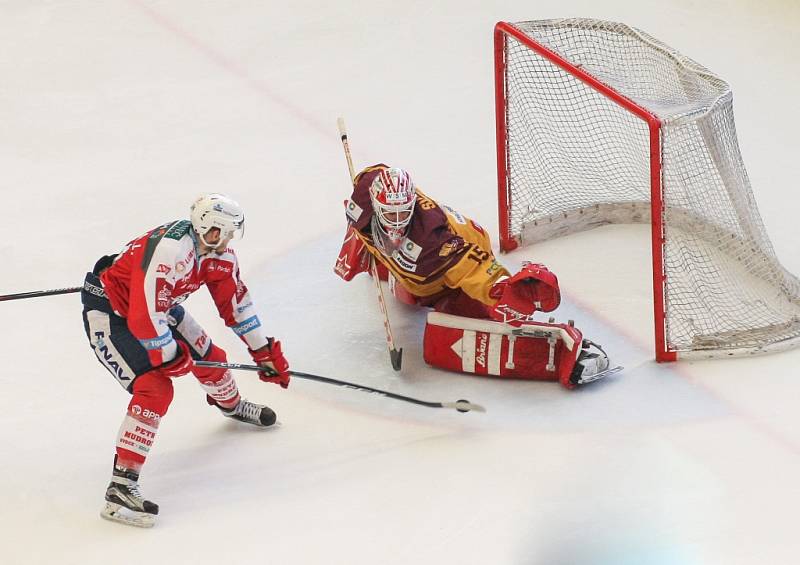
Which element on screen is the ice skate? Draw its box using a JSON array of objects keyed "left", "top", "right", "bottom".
[
  {"left": 570, "top": 340, "right": 622, "bottom": 386},
  {"left": 100, "top": 466, "right": 158, "bottom": 528},
  {"left": 210, "top": 396, "right": 277, "bottom": 427}
]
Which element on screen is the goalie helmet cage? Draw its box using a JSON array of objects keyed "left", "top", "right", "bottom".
[{"left": 494, "top": 19, "right": 800, "bottom": 361}]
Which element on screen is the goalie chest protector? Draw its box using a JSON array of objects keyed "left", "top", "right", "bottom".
[{"left": 423, "top": 312, "right": 583, "bottom": 388}]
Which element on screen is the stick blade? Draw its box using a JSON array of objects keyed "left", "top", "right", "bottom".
[
  {"left": 390, "top": 348, "right": 403, "bottom": 371},
  {"left": 337, "top": 117, "right": 347, "bottom": 137}
]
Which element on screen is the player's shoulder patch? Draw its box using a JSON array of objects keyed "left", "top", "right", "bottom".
[
  {"left": 398, "top": 237, "right": 422, "bottom": 261},
  {"left": 164, "top": 220, "right": 192, "bottom": 241},
  {"left": 345, "top": 199, "right": 363, "bottom": 222},
  {"left": 441, "top": 204, "right": 467, "bottom": 225},
  {"left": 439, "top": 240, "right": 460, "bottom": 257}
]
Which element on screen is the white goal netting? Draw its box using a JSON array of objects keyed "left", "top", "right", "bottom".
[{"left": 499, "top": 18, "right": 800, "bottom": 357}]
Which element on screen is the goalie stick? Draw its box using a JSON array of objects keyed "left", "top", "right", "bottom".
[
  {"left": 337, "top": 117, "right": 403, "bottom": 371},
  {"left": 194, "top": 360, "right": 485, "bottom": 413}
]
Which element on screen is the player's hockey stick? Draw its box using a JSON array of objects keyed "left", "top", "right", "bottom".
[
  {"left": 194, "top": 360, "right": 484, "bottom": 413},
  {"left": 337, "top": 117, "right": 403, "bottom": 371},
  {"left": 0, "top": 286, "right": 81, "bottom": 302}
]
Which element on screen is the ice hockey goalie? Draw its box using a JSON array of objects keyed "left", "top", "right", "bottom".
[{"left": 335, "top": 164, "right": 615, "bottom": 388}]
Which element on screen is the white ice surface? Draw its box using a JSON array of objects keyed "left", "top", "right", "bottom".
[{"left": 2, "top": 1, "right": 800, "bottom": 564}]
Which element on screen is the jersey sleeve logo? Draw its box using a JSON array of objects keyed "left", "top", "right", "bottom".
[
  {"left": 399, "top": 238, "right": 422, "bottom": 261},
  {"left": 164, "top": 220, "right": 192, "bottom": 241},
  {"left": 391, "top": 250, "right": 418, "bottom": 273},
  {"left": 232, "top": 315, "right": 261, "bottom": 336},
  {"left": 345, "top": 199, "right": 363, "bottom": 222},
  {"left": 439, "top": 241, "right": 460, "bottom": 257}
]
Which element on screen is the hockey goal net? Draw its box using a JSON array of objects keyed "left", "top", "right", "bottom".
[{"left": 494, "top": 19, "right": 800, "bottom": 361}]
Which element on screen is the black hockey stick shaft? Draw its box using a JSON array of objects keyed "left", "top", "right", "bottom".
[
  {"left": 0, "top": 286, "right": 81, "bottom": 302},
  {"left": 194, "top": 360, "right": 484, "bottom": 413}
]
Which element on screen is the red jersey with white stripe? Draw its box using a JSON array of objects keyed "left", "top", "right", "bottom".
[{"left": 100, "top": 219, "right": 268, "bottom": 366}]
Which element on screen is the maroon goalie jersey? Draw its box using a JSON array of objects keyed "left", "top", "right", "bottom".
[{"left": 340, "top": 164, "right": 509, "bottom": 307}]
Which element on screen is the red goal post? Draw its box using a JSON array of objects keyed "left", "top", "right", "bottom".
[{"left": 493, "top": 19, "right": 800, "bottom": 362}]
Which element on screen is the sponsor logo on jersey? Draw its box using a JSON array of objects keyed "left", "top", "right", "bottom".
[
  {"left": 164, "top": 219, "right": 192, "bottom": 241},
  {"left": 345, "top": 199, "right": 363, "bottom": 222},
  {"left": 233, "top": 315, "right": 261, "bottom": 336},
  {"left": 439, "top": 241, "right": 459, "bottom": 257},
  {"left": 236, "top": 301, "right": 253, "bottom": 314},
  {"left": 139, "top": 331, "right": 174, "bottom": 351},
  {"left": 443, "top": 204, "right": 467, "bottom": 224},
  {"left": 399, "top": 238, "right": 422, "bottom": 261},
  {"left": 392, "top": 251, "right": 418, "bottom": 272},
  {"left": 486, "top": 261, "right": 502, "bottom": 276},
  {"left": 235, "top": 280, "right": 248, "bottom": 302},
  {"left": 207, "top": 261, "right": 232, "bottom": 274},
  {"left": 175, "top": 248, "right": 195, "bottom": 275},
  {"left": 194, "top": 333, "right": 208, "bottom": 350},
  {"left": 156, "top": 280, "right": 172, "bottom": 312},
  {"left": 157, "top": 263, "right": 172, "bottom": 275}
]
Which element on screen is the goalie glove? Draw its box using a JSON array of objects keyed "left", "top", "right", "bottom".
[
  {"left": 489, "top": 262, "right": 561, "bottom": 324},
  {"left": 250, "top": 338, "right": 291, "bottom": 389},
  {"left": 334, "top": 224, "right": 371, "bottom": 281}
]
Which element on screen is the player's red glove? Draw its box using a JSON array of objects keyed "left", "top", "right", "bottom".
[
  {"left": 489, "top": 262, "right": 561, "bottom": 323},
  {"left": 250, "top": 338, "right": 290, "bottom": 389},
  {"left": 160, "top": 340, "right": 194, "bottom": 378}
]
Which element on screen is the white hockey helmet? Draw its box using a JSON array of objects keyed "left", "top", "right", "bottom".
[
  {"left": 369, "top": 167, "right": 416, "bottom": 242},
  {"left": 190, "top": 193, "right": 245, "bottom": 248}
]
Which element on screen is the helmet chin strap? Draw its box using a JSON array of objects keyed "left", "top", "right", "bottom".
[{"left": 196, "top": 229, "right": 233, "bottom": 251}]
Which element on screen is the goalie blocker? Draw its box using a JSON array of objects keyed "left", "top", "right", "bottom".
[{"left": 423, "top": 312, "right": 610, "bottom": 389}]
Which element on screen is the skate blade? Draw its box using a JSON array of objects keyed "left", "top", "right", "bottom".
[
  {"left": 578, "top": 365, "right": 623, "bottom": 385},
  {"left": 100, "top": 502, "right": 156, "bottom": 528}
]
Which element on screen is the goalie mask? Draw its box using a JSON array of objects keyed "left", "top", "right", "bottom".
[
  {"left": 368, "top": 167, "right": 416, "bottom": 245},
  {"left": 190, "top": 193, "right": 245, "bottom": 248}
]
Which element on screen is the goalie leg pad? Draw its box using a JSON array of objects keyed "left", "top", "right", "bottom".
[{"left": 423, "top": 312, "right": 583, "bottom": 387}]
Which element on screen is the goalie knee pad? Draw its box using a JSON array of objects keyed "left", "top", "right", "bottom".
[{"left": 423, "top": 312, "right": 588, "bottom": 389}]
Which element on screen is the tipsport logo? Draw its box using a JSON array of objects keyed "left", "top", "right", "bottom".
[{"left": 233, "top": 316, "right": 261, "bottom": 336}]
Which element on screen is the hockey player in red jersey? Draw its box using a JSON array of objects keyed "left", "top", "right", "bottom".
[
  {"left": 81, "top": 193, "right": 290, "bottom": 528},
  {"left": 335, "top": 164, "right": 613, "bottom": 389}
]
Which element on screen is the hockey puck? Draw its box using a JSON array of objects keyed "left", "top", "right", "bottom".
[{"left": 455, "top": 399, "right": 471, "bottom": 413}]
